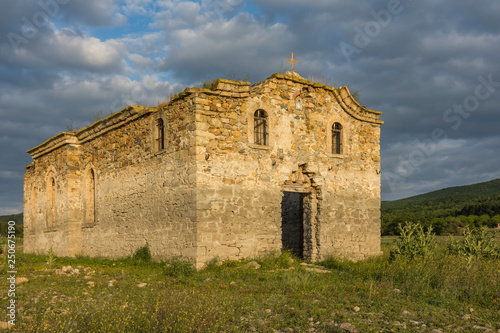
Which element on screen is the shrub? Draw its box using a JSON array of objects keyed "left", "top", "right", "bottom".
[
  {"left": 46, "top": 244, "right": 55, "bottom": 267},
  {"left": 164, "top": 256, "right": 196, "bottom": 278},
  {"left": 133, "top": 242, "right": 152, "bottom": 262},
  {"left": 448, "top": 226, "right": 499, "bottom": 264},
  {"left": 389, "top": 222, "right": 435, "bottom": 260},
  {"left": 320, "top": 255, "right": 351, "bottom": 271},
  {"left": 257, "top": 250, "right": 297, "bottom": 270},
  {"left": 202, "top": 257, "right": 220, "bottom": 270}
]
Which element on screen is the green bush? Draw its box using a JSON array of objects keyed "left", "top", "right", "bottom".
[
  {"left": 389, "top": 222, "right": 435, "bottom": 260},
  {"left": 0, "top": 221, "right": 23, "bottom": 238},
  {"left": 448, "top": 226, "right": 499, "bottom": 264},
  {"left": 202, "top": 257, "right": 220, "bottom": 270},
  {"left": 319, "top": 255, "right": 352, "bottom": 271},
  {"left": 164, "top": 256, "right": 196, "bottom": 278},
  {"left": 257, "top": 250, "right": 297, "bottom": 270},
  {"left": 47, "top": 244, "right": 56, "bottom": 267},
  {"left": 132, "top": 242, "right": 152, "bottom": 262}
]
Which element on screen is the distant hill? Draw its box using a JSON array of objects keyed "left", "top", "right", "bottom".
[
  {"left": 0, "top": 213, "right": 23, "bottom": 225},
  {"left": 381, "top": 178, "right": 500, "bottom": 235},
  {"left": 383, "top": 178, "right": 500, "bottom": 208}
]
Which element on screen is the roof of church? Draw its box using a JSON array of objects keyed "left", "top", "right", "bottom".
[{"left": 26, "top": 73, "right": 382, "bottom": 160}]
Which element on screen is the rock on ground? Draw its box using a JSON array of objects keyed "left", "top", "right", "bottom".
[
  {"left": 340, "top": 322, "right": 359, "bottom": 332},
  {"left": 240, "top": 261, "right": 261, "bottom": 269}
]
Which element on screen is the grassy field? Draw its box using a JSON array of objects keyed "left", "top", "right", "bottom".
[{"left": 1, "top": 234, "right": 499, "bottom": 332}]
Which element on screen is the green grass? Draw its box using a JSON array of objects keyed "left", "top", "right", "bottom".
[{"left": 1, "top": 238, "right": 499, "bottom": 332}]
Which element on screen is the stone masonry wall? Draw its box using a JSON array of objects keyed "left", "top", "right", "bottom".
[
  {"left": 192, "top": 74, "right": 382, "bottom": 264},
  {"left": 24, "top": 73, "right": 382, "bottom": 266},
  {"left": 24, "top": 101, "right": 199, "bottom": 259}
]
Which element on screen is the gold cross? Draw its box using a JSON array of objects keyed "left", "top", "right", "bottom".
[{"left": 286, "top": 52, "right": 299, "bottom": 75}]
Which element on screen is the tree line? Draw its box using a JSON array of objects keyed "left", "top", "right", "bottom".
[{"left": 382, "top": 193, "right": 500, "bottom": 235}]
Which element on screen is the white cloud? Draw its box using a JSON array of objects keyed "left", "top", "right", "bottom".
[
  {"left": 40, "top": 29, "right": 128, "bottom": 71},
  {"left": 0, "top": 208, "right": 22, "bottom": 215},
  {"left": 0, "top": 170, "right": 24, "bottom": 180},
  {"left": 121, "top": 0, "right": 154, "bottom": 16},
  {"left": 128, "top": 53, "right": 156, "bottom": 70},
  {"left": 150, "top": 1, "right": 205, "bottom": 31},
  {"left": 0, "top": 28, "right": 128, "bottom": 74}
]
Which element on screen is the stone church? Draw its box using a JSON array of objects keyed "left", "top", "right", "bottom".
[{"left": 23, "top": 72, "right": 383, "bottom": 267}]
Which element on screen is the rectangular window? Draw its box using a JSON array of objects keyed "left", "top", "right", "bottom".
[{"left": 156, "top": 119, "right": 165, "bottom": 151}]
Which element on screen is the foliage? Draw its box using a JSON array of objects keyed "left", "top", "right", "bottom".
[
  {"left": 46, "top": 244, "right": 55, "bottom": 267},
  {"left": 163, "top": 256, "right": 197, "bottom": 278},
  {"left": 196, "top": 71, "right": 251, "bottom": 90},
  {"left": 65, "top": 119, "right": 82, "bottom": 132},
  {"left": 0, "top": 212, "right": 23, "bottom": 225},
  {"left": 256, "top": 250, "right": 297, "bottom": 270},
  {"left": 382, "top": 178, "right": 500, "bottom": 235},
  {"left": 0, "top": 221, "right": 23, "bottom": 238},
  {"left": 202, "top": 257, "right": 221, "bottom": 270},
  {"left": 224, "top": 70, "right": 250, "bottom": 82},
  {"left": 200, "top": 78, "right": 216, "bottom": 89},
  {"left": 132, "top": 242, "right": 152, "bottom": 262},
  {"left": 350, "top": 90, "right": 360, "bottom": 102},
  {"left": 448, "top": 226, "right": 499, "bottom": 264},
  {"left": 278, "top": 61, "right": 286, "bottom": 74},
  {"left": 168, "top": 87, "right": 183, "bottom": 100},
  {"left": 389, "top": 222, "right": 435, "bottom": 260},
  {"left": 89, "top": 110, "right": 105, "bottom": 124}
]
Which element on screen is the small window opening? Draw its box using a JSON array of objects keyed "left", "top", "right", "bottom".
[
  {"left": 30, "top": 186, "right": 36, "bottom": 230},
  {"left": 47, "top": 177, "right": 56, "bottom": 228},
  {"left": 332, "top": 122, "right": 343, "bottom": 154},
  {"left": 85, "top": 169, "right": 96, "bottom": 224},
  {"left": 254, "top": 110, "right": 268, "bottom": 145},
  {"left": 156, "top": 118, "right": 165, "bottom": 151}
]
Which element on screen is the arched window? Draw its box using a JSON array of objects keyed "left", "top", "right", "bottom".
[
  {"left": 156, "top": 118, "right": 165, "bottom": 151},
  {"left": 84, "top": 168, "right": 96, "bottom": 224},
  {"left": 47, "top": 177, "right": 56, "bottom": 228},
  {"left": 254, "top": 110, "right": 268, "bottom": 145},
  {"left": 332, "top": 122, "right": 343, "bottom": 154}
]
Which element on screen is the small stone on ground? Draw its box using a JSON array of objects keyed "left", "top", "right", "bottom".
[
  {"left": 240, "top": 261, "right": 261, "bottom": 269},
  {"left": 340, "top": 322, "right": 359, "bottom": 332}
]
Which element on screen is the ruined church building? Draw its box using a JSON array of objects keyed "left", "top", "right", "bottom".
[{"left": 24, "top": 73, "right": 383, "bottom": 267}]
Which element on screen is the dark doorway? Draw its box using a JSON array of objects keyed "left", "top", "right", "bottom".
[{"left": 281, "top": 191, "right": 304, "bottom": 258}]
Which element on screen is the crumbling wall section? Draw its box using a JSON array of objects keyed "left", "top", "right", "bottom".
[
  {"left": 24, "top": 101, "right": 199, "bottom": 260},
  {"left": 23, "top": 140, "right": 83, "bottom": 257}
]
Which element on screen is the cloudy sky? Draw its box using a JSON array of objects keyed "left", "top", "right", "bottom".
[{"left": 1, "top": 0, "right": 500, "bottom": 214}]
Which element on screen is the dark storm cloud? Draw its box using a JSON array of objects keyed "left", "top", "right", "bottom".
[
  {"left": 381, "top": 135, "right": 500, "bottom": 201},
  {"left": 57, "top": 0, "right": 126, "bottom": 27},
  {"left": 158, "top": 12, "right": 293, "bottom": 83}
]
